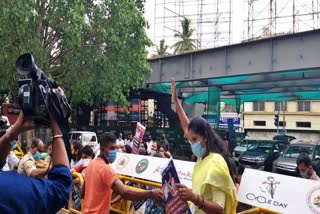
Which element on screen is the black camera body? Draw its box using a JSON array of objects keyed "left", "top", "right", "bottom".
[{"left": 16, "top": 53, "right": 71, "bottom": 126}]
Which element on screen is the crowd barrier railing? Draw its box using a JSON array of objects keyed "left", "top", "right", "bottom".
[
  {"left": 60, "top": 171, "right": 84, "bottom": 214},
  {"left": 58, "top": 172, "right": 278, "bottom": 214},
  {"left": 238, "top": 207, "right": 281, "bottom": 214},
  {"left": 13, "top": 143, "right": 24, "bottom": 159}
]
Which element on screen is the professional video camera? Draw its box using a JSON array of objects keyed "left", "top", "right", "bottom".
[
  {"left": 16, "top": 53, "right": 71, "bottom": 126},
  {"left": 16, "top": 53, "right": 72, "bottom": 160}
]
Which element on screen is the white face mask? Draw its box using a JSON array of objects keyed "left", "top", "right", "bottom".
[
  {"left": 82, "top": 158, "right": 91, "bottom": 167},
  {"left": 150, "top": 150, "right": 156, "bottom": 156}
]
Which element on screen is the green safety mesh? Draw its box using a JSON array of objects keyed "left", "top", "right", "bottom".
[
  {"left": 207, "top": 87, "right": 220, "bottom": 128},
  {"left": 150, "top": 82, "right": 185, "bottom": 94},
  {"left": 148, "top": 68, "right": 320, "bottom": 104},
  {"left": 184, "top": 91, "right": 320, "bottom": 105}
]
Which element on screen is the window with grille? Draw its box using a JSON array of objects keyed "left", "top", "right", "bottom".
[
  {"left": 279, "top": 121, "right": 286, "bottom": 127},
  {"left": 297, "top": 101, "right": 310, "bottom": 112},
  {"left": 225, "top": 104, "right": 236, "bottom": 112},
  {"left": 275, "top": 102, "right": 287, "bottom": 111},
  {"left": 253, "top": 101, "right": 265, "bottom": 111}
]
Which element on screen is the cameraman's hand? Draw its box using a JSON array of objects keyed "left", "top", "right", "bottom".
[{"left": 12, "top": 111, "right": 38, "bottom": 136}]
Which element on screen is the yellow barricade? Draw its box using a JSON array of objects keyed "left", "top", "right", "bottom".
[
  {"left": 61, "top": 171, "right": 84, "bottom": 214},
  {"left": 118, "top": 175, "right": 162, "bottom": 188},
  {"left": 13, "top": 143, "right": 24, "bottom": 159},
  {"left": 58, "top": 172, "right": 278, "bottom": 214},
  {"left": 238, "top": 207, "right": 281, "bottom": 214},
  {"left": 110, "top": 174, "right": 162, "bottom": 214}
]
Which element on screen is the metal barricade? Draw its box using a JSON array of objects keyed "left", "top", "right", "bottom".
[
  {"left": 13, "top": 143, "right": 24, "bottom": 159},
  {"left": 60, "top": 171, "right": 84, "bottom": 214},
  {"left": 110, "top": 175, "right": 162, "bottom": 214},
  {"left": 238, "top": 207, "right": 281, "bottom": 214},
  {"left": 58, "top": 172, "right": 280, "bottom": 214}
]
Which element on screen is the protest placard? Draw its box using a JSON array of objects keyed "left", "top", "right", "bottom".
[{"left": 162, "top": 160, "right": 191, "bottom": 214}]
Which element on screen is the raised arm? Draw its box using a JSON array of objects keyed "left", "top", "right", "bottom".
[
  {"left": 0, "top": 112, "right": 36, "bottom": 164},
  {"left": 171, "top": 79, "right": 190, "bottom": 139}
]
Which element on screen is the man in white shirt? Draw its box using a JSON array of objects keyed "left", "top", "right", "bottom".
[
  {"left": 116, "top": 133, "right": 124, "bottom": 152},
  {"left": 2, "top": 144, "right": 20, "bottom": 171},
  {"left": 124, "top": 134, "right": 133, "bottom": 148},
  {"left": 146, "top": 134, "right": 153, "bottom": 155},
  {"left": 297, "top": 153, "right": 320, "bottom": 181}
]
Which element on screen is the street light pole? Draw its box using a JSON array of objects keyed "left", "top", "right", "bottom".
[{"left": 283, "top": 101, "right": 286, "bottom": 134}]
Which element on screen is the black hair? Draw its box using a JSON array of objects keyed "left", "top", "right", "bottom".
[
  {"left": 300, "top": 147, "right": 310, "bottom": 155},
  {"left": 0, "top": 130, "right": 5, "bottom": 138},
  {"left": 100, "top": 132, "right": 117, "bottom": 147},
  {"left": 72, "top": 141, "right": 83, "bottom": 151},
  {"left": 155, "top": 142, "right": 160, "bottom": 151},
  {"left": 82, "top": 145, "right": 94, "bottom": 159},
  {"left": 297, "top": 153, "right": 311, "bottom": 167},
  {"left": 188, "top": 116, "right": 235, "bottom": 182},
  {"left": 238, "top": 165, "right": 245, "bottom": 176},
  {"left": 31, "top": 138, "right": 42, "bottom": 148},
  {"left": 124, "top": 144, "right": 132, "bottom": 154},
  {"left": 72, "top": 141, "right": 83, "bottom": 162},
  {"left": 140, "top": 141, "right": 148, "bottom": 155}
]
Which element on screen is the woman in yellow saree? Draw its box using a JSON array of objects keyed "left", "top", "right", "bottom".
[{"left": 171, "top": 79, "right": 237, "bottom": 214}]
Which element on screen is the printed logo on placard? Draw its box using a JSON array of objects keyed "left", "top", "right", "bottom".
[
  {"left": 307, "top": 185, "right": 320, "bottom": 214},
  {"left": 116, "top": 155, "right": 129, "bottom": 170},
  {"left": 136, "top": 158, "right": 149, "bottom": 174},
  {"left": 245, "top": 176, "right": 288, "bottom": 209},
  {"left": 260, "top": 176, "right": 280, "bottom": 199}
]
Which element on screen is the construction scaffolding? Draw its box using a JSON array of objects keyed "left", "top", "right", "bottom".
[
  {"left": 153, "top": 0, "right": 233, "bottom": 53},
  {"left": 151, "top": 0, "right": 320, "bottom": 55},
  {"left": 244, "top": 0, "right": 320, "bottom": 41}
]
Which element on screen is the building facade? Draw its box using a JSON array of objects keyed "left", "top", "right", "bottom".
[{"left": 243, "top": 101, "right": 320, "bottom": 143}]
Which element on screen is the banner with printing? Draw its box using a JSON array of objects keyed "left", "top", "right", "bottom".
[
  {"left": 111, "top": 153, "right": 194, "bottom": 188},
  {"left": 237, "top": 168, "right": 320, "bottom": 214}
]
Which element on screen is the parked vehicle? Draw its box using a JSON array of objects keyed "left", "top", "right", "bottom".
[
  {"left": 239, "top": 140, "right": 289, "bottom": 171},
  {"left": 273, "top": 135, "right": 296, "bottom": 143},
  {"left": 233, "top": 138, "right": 270, "bottom": 164},
  {"left": 69, "top": 131, "right": 98, "bottom": 148},
  {"left": 272, "top": 143, "right": 320, "bottom": 176}
]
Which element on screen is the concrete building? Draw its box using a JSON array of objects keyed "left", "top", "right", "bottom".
[{"left": 243, "top": 101, "right": 320, "bottom": 143}]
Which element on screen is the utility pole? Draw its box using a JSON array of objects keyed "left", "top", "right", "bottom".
[
  {"left": 283, "top": 101, "right": 286, "bottom": 134},
  {"left": 293, "top": 0, "right": 296, "bottom": 33}
]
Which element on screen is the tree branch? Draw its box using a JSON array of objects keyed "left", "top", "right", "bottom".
[{"left": 49, "top": 43, "right": 107, "bottom": 64}]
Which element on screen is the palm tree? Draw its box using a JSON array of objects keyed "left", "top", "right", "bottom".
[
  {"left": 172, "top": 18, "right": 197, "bottom": 54},
  {"left": 156, "top": 39, "right": 170, "bottom": 56}
]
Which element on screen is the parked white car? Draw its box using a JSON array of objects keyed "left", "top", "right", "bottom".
[{"left": 69, "top": 131, "right": 98, "bottom": 149}]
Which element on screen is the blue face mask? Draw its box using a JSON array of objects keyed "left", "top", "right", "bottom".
[
  {"left": 191, "top": 140, "right": 206, "bottom": 159},
  {"left": 107, "top": 150, "right": 117, "bottom": 163},
  {"left": 34, "top": 151, "right": 42, "bottom": 161},
  {"left": 11, "top": 143, "right": 17, "bottom": 151}
]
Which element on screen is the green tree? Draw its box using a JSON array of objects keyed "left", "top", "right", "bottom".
[
  {"left": 0, "top": 0, "right": 151, "bottom": 112},
  {"left": 155, "top": 39, "right": 170, "bottom": 57},
  {"left": 172, "top": 18, "right": 197, "bottom": 54}
]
